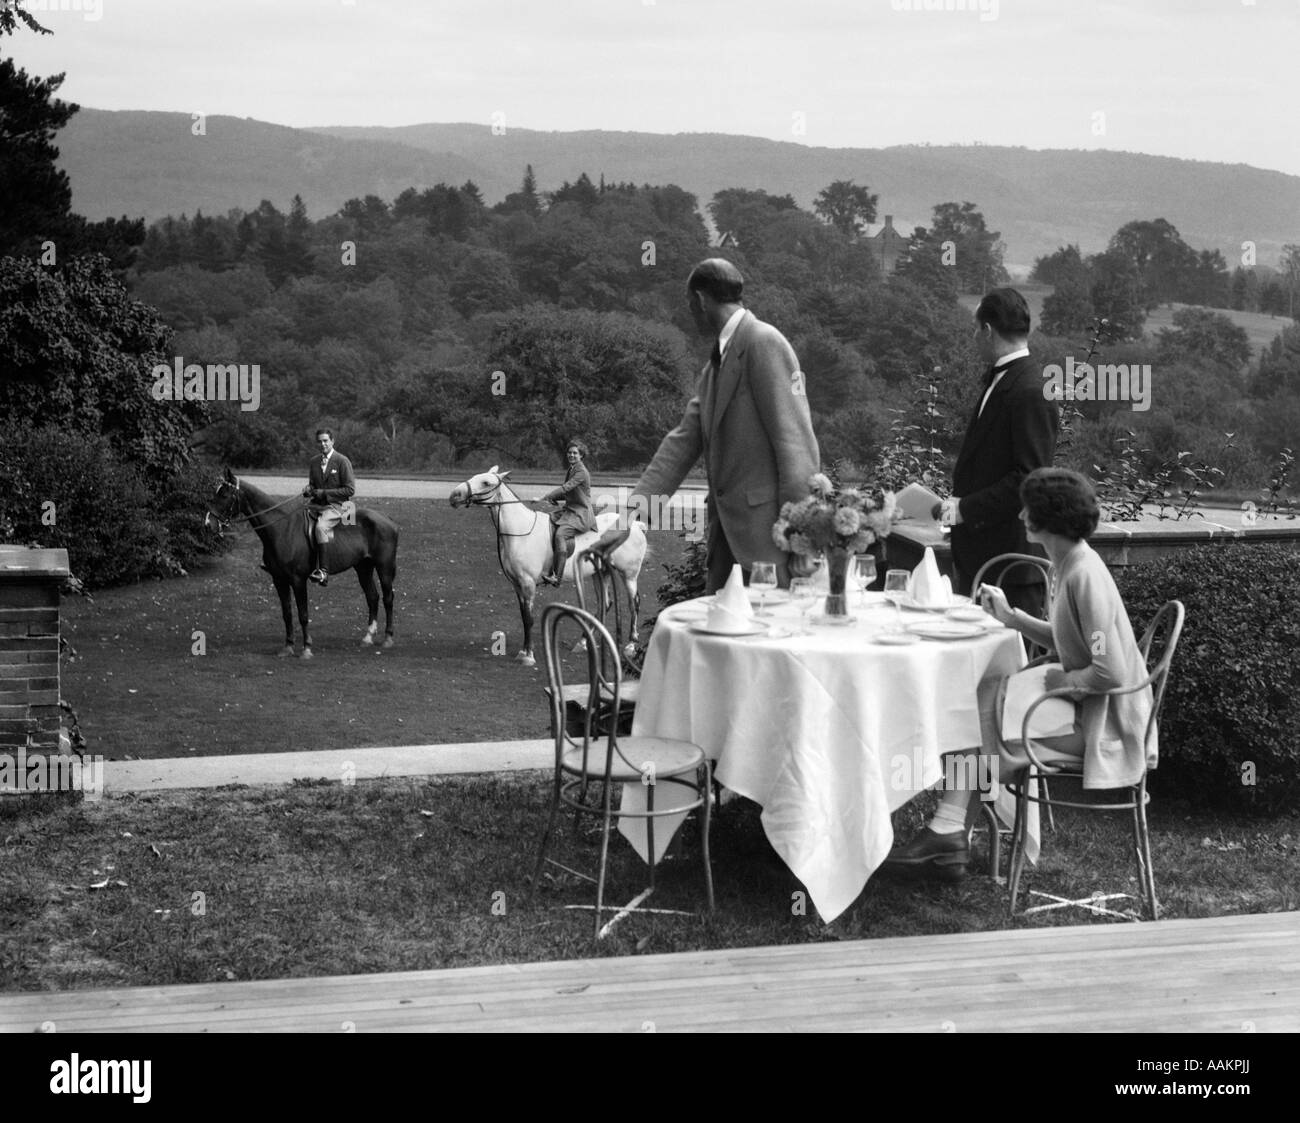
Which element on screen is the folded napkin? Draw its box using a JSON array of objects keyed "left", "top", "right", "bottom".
[
  {"left": 1001, "top": 664, "right": 1077, "bottom": 741},
  {"left": 706, "top": 564, "right": 755, "bottom": 632},
  {"left": 909, "top": 546, "right": 952, "bottom": 607}
]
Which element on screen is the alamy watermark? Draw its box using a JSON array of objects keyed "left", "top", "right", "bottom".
[
  {"left": 890, "top": 0, "right": 999, "bottom": 22},
  {"left": 0, "top": 748, "right": 104, "bottom": 801},
  {"left": 1042, "top": 358, "right": 1152, "bottom": 412},
  {"left": 151, "top": 358, "right": 261, "bottom": 411},
  {"left": 613, "top": 487, "right": 705, "bottom": 540},
  {"left": 5, "top": 0, "right": 103, "bottom": 22}
]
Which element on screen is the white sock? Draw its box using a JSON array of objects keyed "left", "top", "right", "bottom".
[{"left": 928, "top": 801, "right": 968, "bottom": 836}]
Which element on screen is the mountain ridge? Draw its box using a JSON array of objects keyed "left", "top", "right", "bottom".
[{"left": 56, "top": 110, "right": 1300, "bottom": 269}]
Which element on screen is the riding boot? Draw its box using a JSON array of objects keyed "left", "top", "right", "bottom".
[{"left": 310, "top": 540, "right": 329, "bottom": 586}]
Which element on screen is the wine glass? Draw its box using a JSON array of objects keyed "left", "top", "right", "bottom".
[
  {"left": 883, "top": 568, "right": 910, "bottom": 630},
  {"left": 788, "top": 577, "right": 815, "bottom": 633},
  {"left": 749, "top": 562, "right": 778, "bottom": 616},
  {"left": 852, "top": 555, "right": 877, "bottom": 606}
]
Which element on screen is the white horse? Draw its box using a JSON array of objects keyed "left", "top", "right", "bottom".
[{"left": 449, "top": 466, "right": 648, "bottom": 667}]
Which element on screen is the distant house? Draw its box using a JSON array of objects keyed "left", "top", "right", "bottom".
[{"left": 867, "top": 215, "right": 908, "bottom": 274}]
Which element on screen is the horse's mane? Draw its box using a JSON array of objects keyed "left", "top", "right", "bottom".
[{"left": 235, "top": 475, "right": 304, "bottom": 520}]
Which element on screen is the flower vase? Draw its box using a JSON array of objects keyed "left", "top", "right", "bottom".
[{"left": 823, "top": 547, "right": 852, "bottom": 620}]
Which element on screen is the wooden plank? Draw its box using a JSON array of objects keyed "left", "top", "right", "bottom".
[{"left": 1, "top": 912, "right": 1295, "bottom": 1033}]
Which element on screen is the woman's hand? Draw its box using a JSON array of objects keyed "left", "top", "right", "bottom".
[
  {"left": 1044, "top": 667, "right": 1085, "bottom": 697},
  {"left": 978, "top": 584, "right": 1015, "bottom": 626}
]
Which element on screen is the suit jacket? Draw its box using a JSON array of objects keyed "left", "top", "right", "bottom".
[
  {"left": 307, "top": 451, "right": 356, "bottom": 509},
  {"left": 632, "top": 310, "right": 820, "bottom": 570},
  {"left": 950, "top": 354, "right": 1058, "bottom": 593},
  {"left": 544, "top": 465, "right": 597, "bottom": 532}
]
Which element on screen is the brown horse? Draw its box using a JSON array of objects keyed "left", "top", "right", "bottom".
[{"left": 207, "top": 469, "right": 398, "bottom": 658}]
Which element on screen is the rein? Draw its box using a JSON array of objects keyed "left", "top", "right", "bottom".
[{"left": 209, "top": 485, "right": 302, "bottom": 532}]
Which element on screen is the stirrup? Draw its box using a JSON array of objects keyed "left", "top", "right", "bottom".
[{"left": 309, "top": 568, "right": 328, "bottom": 586}]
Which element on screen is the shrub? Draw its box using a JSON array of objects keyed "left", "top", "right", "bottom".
[
  {"left": 0, "top": 423, "right": 226, "bottom": 588},
  {"left": 1115, "top": 543, "right": 1300, "bottom": 813}
]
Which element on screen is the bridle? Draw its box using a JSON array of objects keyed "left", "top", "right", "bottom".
[
  {"left": 205, "top": 478, "right": 301, "bottom": 534},
  {"left": 456, "top": 472, "right": 548, "bottom": 578}
]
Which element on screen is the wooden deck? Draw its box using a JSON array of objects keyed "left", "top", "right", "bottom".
[{"left": 3, "top": 912, "right": 1295, "bottom": 1033}]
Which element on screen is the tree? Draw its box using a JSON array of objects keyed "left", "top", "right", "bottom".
[
  {"left": 813, "top": 180, "right": 878, "bottom": 239},
  {"left": 708, "top": 188, "right": 799, "bottom": 256},
  {"left": 1031, "top": 244, "right": 1087, "bottom": 287},
  {"left": 0, "top": 59, "right": 77, "bottom": 259},
  {"left": 1040, "top": 276, "right": 1096, "bottom": 338},
  {"left": 1088, "top": 249, "right": 1146, "bottom": 339},
  {"left": 0, "top": 254, "right": 205, "bottom": 478},
  {"left": 1107, "top": 218, "right": 1198, "bottom": 307},
  {"left": 926, "top": 202, "right": 1007, "bottom": 293},
  {"left": 893, "top": 225, "right": 959, "bottom": 304},
  {"left": 1282, "top": 244, "right": 1300, "bottom": 320},
  {"left": 1156, "top": 307, "right": 1251, "bottom": 373},
  {"left": 496, "top": 165, "right": 542, "bottom": 218}
]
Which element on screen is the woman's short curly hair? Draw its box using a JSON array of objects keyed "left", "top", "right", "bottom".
[
  {"left": 1020, "top": 468, "right": 1100, "bottom": 541},
  {"left": 566, "top": 438, "right": 589, "bottom": 459}
]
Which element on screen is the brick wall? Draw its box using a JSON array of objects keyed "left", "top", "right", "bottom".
[{"left": 0, "top": 548, "right": 68, "bottom": 753}]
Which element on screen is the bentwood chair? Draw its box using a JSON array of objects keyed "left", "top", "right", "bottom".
[
  {"left": 531, "top": 603, "right": 714, "bottom": 939},
  {"left": 543, "top": 554, "right": 640, "bottom": 739},
  {"left": 971, "top": 552, "right": 1055, "bottom": 873},
  {"left": 999, "top": 600, "right": 1184, "bottom": 920}
]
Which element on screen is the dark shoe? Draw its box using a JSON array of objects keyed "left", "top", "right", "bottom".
[
  {"left": 881, "top": 827, "right": 969, "bottom": 880},
  {"left": 309, "top": 568, "right": 328, "bottom": 586}
]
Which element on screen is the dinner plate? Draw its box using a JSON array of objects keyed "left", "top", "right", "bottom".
[
  {"left": 905, "top": 621, "right": 986, "bottom": 641},
  {"left": 670, "top": 610, "right": 708, "bottom": 624},
  {"left": 947, "top": 606, "right": 995, "bottom": 624},
  {"left": 869, "top": 631, "right": 921, "bottom": 645},
  {"left": 690, "top": 621, "right": 769, "bottom": 637},
  {"left": 892, "top": 594, "right": 973, "bottom": 613}
]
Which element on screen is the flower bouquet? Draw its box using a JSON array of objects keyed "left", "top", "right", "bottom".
[{"left": 772, "top": 473, "right": 895, "bottom": 619}]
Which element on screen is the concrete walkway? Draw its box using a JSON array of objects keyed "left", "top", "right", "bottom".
[{"left": 101, "top": 740, "right": 554, "bottom": 794}]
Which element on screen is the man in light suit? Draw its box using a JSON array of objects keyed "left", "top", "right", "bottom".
[
  {"left": 939, "top": 287, "right": 1058, "bottom": 619},
  {"left": 628, "top": 258, "right": 820, "bottom": 593},
  {"left": 301, "top": 428, "right": 356, "bottom": 587}
]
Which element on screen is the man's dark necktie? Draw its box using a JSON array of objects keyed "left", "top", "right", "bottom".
[{"left": 706, "top": 339, "right": 723, "bottom": 419}]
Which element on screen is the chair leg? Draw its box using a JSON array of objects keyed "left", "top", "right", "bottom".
[
  {"left": 700, "top": 761, "right": 715, "bottom": 911},
  {"left": 646, "top": 779, "right": 657, "bottom": 893},
  {"left": 980, "top": 802, "right": 1001, "bottom": 880},
  {"left": 531, "top": 770, "right": 563, "bottom": 901},
  {"left": 594, "top": 779, "right": 616, "bottom": 939},
  {"left": 1040, "top": 776, "right": 1057, "bottom": 832},
  {"left": 1007, "top": 783, "right": 1029, "bottom": 915},
  {"left": 1134, "top": 794, "right": 1159, "bottom": 920}
]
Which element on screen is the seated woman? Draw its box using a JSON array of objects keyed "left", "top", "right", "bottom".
[
  {"left": 883, "top": 467, "right": 1156, "bottom": 878},
  {"left": 540, "top": 438, "right": 597, "bottom": 586}
]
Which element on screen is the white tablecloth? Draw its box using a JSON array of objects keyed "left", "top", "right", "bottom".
[{"left": 622, "top": 594, "right": 1026, "bottom": 921}]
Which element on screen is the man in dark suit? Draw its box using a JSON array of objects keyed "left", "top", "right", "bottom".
[
  {"left": 627, "top": 258, "right": 820, "bottom": 593},
  {"left": 940, "top": 287, "right": 1058, "bottom": 618},
  {"left": 301, "top": 428, "right": 356, "bottom": 586}
]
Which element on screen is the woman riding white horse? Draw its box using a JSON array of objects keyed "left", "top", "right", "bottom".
[
  {"left": 449, "top": 465, "right": 647, "bottom": 667},
  {"left": 540, "top": 439, "right": 597, "bottom": 587}
]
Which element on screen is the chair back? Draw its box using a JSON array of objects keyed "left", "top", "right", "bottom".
[
  {"left": 541, "top": 602, "right": 635, "bottom": 777},
  {"left": 971, "top": 552, "right": 1052, "bottom": 611},
  {"left": 1136, "top": 600, "right": 1185, "bottom": 755}
]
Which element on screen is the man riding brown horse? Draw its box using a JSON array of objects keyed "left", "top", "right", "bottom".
[{"left": 303, "top": 428, "right": 356, "bottom": 586}]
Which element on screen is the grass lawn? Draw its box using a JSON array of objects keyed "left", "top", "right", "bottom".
[
  {"left": 61, "top": 498, "right": 690, "bottom": 760},
  {"left": 2, "top": 776, "right": 1296, "bottom": 991}
]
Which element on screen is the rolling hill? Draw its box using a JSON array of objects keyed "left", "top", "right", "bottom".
[{"left": 55, "top": 110, "right": 1300, "bottom": 270}]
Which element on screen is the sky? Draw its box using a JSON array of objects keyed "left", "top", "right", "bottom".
[{"left": 5, "top": 0, "right": 1300, "bottom": 177}]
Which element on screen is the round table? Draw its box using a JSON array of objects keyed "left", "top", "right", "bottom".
[{"left": 622, "top": 591, "right": 1026, "bottom": 921}]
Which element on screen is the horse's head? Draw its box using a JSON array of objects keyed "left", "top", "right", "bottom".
[
  {"left": 204, "top": 468, "right": 244, "bottom": 533},
  {"left": 449, "top": 466, "right": 510, "bottom": 508}
]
